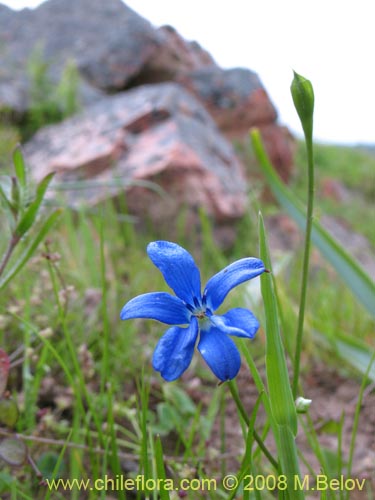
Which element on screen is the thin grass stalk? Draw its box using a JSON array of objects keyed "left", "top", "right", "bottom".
[
  {"left": 99, "top": 207, "right": 110, "bottom": 394},
  {"left": 107, "top": 386, "right": 126, "bottom": 500},
  {"left": 289, "top": 72, "right": 315, "bottom": 398}
]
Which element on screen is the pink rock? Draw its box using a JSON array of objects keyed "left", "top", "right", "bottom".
[
  {"left": 24, "top": 83, "right": 248, "bottom": 223},
  {"left": 176, "top": 67, "right": 294, "bottom": 181}
]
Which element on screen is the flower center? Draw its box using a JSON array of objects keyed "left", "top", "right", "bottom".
[
  {"left": 186, "top": 296, "right": 212, "bottom": 321},
  {"left": 195, "top": 310, "right": 206, "bottom": 319}
]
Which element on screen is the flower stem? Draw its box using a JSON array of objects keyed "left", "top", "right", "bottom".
[
  {"left": 292, "top": 132, "right": 314, "bottom": 398},
  {"left": 228, "top": 380, "right": 279, "bottom": 470}
]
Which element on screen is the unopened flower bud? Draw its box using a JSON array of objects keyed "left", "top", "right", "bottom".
[
  {"left": 291, "top": 71, "right": 314, "bottom": 140},
  {"left": 295, "top": 396, "right": 312, "bottom": 413}
]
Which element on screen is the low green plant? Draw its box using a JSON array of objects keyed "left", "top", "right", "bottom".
[
  {"left": 0, "top": 147, "right": 61, "bottom": 290},
  {"left": 22, "top": 44, "right": 80, "bottom": 139}
]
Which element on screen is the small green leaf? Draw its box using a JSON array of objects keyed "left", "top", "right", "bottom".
[
  {"left": 0, "top": 350, "right": 10, "bottom": 395},
  {"left": 10, "top": 177, "right": 21, "bottom": 212},
  {"left": 36, "top": 452, "right": 65, "bottom": 480},
  {"left": 0, "top": 470, "right": 14, "bottom": 494},
  {"left": 0, "top": 438, "right": 27, "bottom": 466},
  {"left": 0, "top": 183, "right": 16, "bottom": 218},
  {"left": 12, "top": 147, "right": 27, "bottom": 188},
  {"left": 0, "top": 398, "right": 19, "bottom": 427},
  {"left": 163, "top": 384, "right": 196, "bottom": 415},
  {"left": 155, "top": 403, "right": 178, "bottom": 435},
  {"left": 318, "top": 419, "right": 342, "bottom": 435},
  {"left": 15, "top": 172, "right": 55, "bottom": 238},
  {"left": 0, "top": 209, "right": 62, "bottom": 291}
]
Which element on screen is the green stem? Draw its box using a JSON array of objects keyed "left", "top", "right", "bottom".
[
  {"left": 292, "top": 134, "right": 314, "bottom": 398},
  {"left": 228, "top": 380, "right": 279, "bottom": 470},
  {"left": 0, "top": 235, "right": 19, "bottom": 277}
]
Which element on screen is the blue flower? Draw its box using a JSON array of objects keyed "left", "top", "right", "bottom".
[{"left": 120, "top": 241, "right": 266, "bottom": 382}]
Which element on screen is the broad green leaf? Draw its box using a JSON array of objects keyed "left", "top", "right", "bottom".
[
  {"left": 0, "top": 398, "right": 19, "bottom": 428},
  {"left": 259, "top": 212, "right": 297, "bottom": 436},
  {"left": 0, "top": 438, "right": 27, "bottom": 466},
  {"left": 0, "top": 350, "right": 10, "bottom": 395},
  {"left": 15, "top": 172, "right": 55, "bottom": 238},
  {"left": 251, "top": 129, "right": 375, "bottom": 317},
  {"left": 0, "top": 209, "right": 62, "bottom": 290}
]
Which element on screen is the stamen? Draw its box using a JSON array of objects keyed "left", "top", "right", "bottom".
[{"left": 185, "top": 303, "right": 195, "bottom": 313}]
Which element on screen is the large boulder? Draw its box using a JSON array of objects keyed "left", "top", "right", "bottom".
[{"left": 24, "top": 83, "right": 248, "bottom": 223}]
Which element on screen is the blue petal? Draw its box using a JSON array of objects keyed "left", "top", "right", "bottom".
[
  {"left": 152, "top": 317, "right": 199, "bottom": 381},
  {"left": 210, "top": 308, "right": 259, "bottom": 339},
  {"left": 204, "top": 258, "right": 265, "bottom": 311},
  {"left": 198, "top": 326, "right": 241, "bottom": 381},
  {"left": 147, "top": 241, "right": 202, "bottom": 308},
  {"left": 120, "top": 292, "right": 189, "bottom": 324}
]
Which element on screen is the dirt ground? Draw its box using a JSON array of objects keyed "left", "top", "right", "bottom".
[{"left": 204, "top": 362, "right": 375, "bottom": 499}]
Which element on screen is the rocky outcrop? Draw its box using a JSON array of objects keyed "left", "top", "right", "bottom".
[
  {"left": 1, "top": 0, "right": 296, "bottom": 224},
  {"left": 24, "top": 83, "right": 248, "bottom": 222}
]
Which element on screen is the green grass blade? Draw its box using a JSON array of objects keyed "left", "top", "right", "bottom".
[
  {"left": 154, "top": 436, "right": 170, "bottom": 500},
  {"left": 44, "top": 430, "right": 72, "bottom": 500},
  {"left": 251, "top": 129, "right": 375, "bottom": 317},
  {"left": 107, "top": 388, "right": 126, "bottom": 500},
  {"left": 259, "top": 212, "right": 297, "bottom": 435},
  {"left": 0, "top": 209, "right": 62, "bottom": 290}
]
